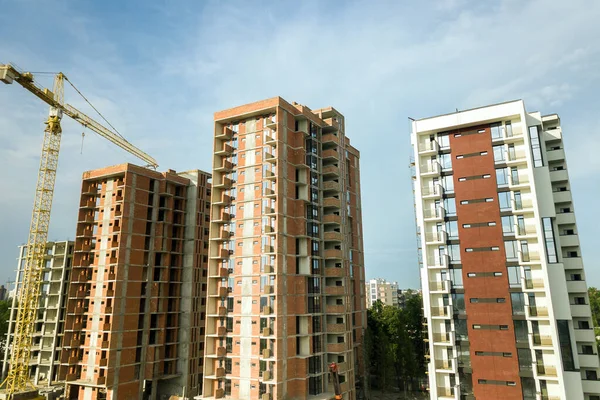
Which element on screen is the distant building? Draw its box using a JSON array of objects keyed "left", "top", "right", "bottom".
[
  {"left": 2, "top": 240, "right": 74, "bottom": 387},
  {"left": 366, "top": 279, "right": 399, "bottom": 308},
  {"left": 397, "top": 288, "right": 421, "bottom": 309},
  {"left": 0, "top": 285, "right": 7, "bottom": 301}
]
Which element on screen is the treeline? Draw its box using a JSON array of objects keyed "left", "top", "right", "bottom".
[{"left": 364, "top": 293, "right": 426, "bottom": 393}]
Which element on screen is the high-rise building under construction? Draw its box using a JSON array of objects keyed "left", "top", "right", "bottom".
[
  {"left": 202, "top": 97, "right": 366, "bottom": 400},
  {"left": 59, "top": 163, "right": 211, "bottom": 400}
]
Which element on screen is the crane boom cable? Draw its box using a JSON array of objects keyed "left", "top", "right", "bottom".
[{"left": 63, "top": 76, "right": 126, "bottom": 140}]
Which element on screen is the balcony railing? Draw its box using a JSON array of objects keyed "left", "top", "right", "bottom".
[
  {"left": 418, "top": 140, "right": 439, "bottom": 154},
  {"left": 421, "top": 184, "right": 444, "bottom": 198},
  {"left": 528, "top": 306, "right": 549, "bottom": 317},
  {"left": 425, "top": 231, "right": 447, "bottom": 244},
  {"left": 531, "top": 333, "right": 553, "bottom": 346},
  {"left": 431, "top": 306, "right": 450, "bottom": 318},
  {"left": 420, "top": 161, "right": 441, "bottom": 175},
  {"left": 524, "top": 278, "right": 544, "bottom": 290},
  {"left": 536, "top": 363, "right": 558, "bottom": 377},
  {"left": 423, "top": 207, "right": 445, "bottom": 221}
]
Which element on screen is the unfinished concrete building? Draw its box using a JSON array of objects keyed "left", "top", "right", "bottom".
[
  {"left": 59, "top": 164, "right": 211, "bottom": 400},
  {"left": 202, "top": 97, "right": 366, "bottom": 400},
  {"left": 2, "top": 241, "right": 73, "bottom": 388}
]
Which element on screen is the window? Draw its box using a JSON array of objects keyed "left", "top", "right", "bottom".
[
  {"left": 514, "top": 320, "right": 528, "bottom": 342},
  {"left": 542, "top": 218, "right": 558, "bottom": 263},
  {"left": 441, "top": 175, "right": 454, "bottom": 193},
  {"left": 502, "top": 215, "right": 515, "bottom": 234},
  {"left": 499, "top": 191, "right": 511, "bottom": 211},
  {"left": 586, "top": 370, "right": 598, "bottom": 381},
  {"left": 491, "top": 123, "right": 503, "bottom": 139},
  {"left": 581, "top": 345, "right": 595, "bottom": 355},
  {"left": 438, "top": 134, "right": 450, "bottom": 148},
  {"left": 511, "top": 293, "right": 525, "bottom": 315},
  {"left": 507, "top": 266, "right": 521, "bottom": 287},
  {"left": 510, "top": 167, "right": 519, "bottom": 185},
  {"left": 444, "top": 197, "right": 456, "bottom": 217},
  {"left": 505, "top": 121, "right": 513, "bottom": 137},
  {"left": 557, "top": 320, "right": 575, "bottom": 371},
  {"left": 450, "top": 268, "right": 463, "bottom": 288},
  {"left": 496, "top": 167, "right": 509, "bottom": 187},
  {"left": 452, "top": 293, "right": 465, "bottom": 314},
  {"left": 440, "top": 153, "right": 452, "bottom": 170},
  {"left": 517, "top": 349, "right": 533, "bottom": 371},
  {"left": 505, "top": 240, "right": 518, "bottom": 261},
  {"left": 578, "top": 320, "right": 591, "bottom": 329},
  {"left": 448, "top": 244, "right": 461, "bottom": 263},
  {"left": 493, "top": 145, "right": 505, "bottom": 162},
  {"left": 528, "top": 126, "right": 544, "bottom": 167},
  {"left": 446, "top": 220, "right": 459, "bottom": 240}
]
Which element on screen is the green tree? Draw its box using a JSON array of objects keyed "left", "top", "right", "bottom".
[{"left": 0, "top": 300, "right": 11, "bottom": 339}]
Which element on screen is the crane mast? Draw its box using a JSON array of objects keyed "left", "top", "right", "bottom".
[{"left": 0, "top": 63, "right": 157, "bottom": 398}]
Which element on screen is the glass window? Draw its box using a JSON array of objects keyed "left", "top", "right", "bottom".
[
  {"left": 444, "top": 197, "right": 456, "bottom": 217},
  {"left": 438, "top": 134, "right": 450, "bottom": 148},
  {"left": 528, "top": 126, "right": 544, "bottom": 167},
  {"left": 505, "top": 240, "right": 518, "bottom": 261},
  {"left": 440, "top": 153, "right": 452, "bottom": 170},
  {"left": 442, "top": 175, "right": 454, "bottom": 193},
  {"left": 518, "top": 349, "right": 533, "bottom": 371},
  {"left": 446, "top": 221, "right": 459, "bottom": 240},
  {"left": 511, "top": 293, "right": 525, "bottom": 315},
  {"left": 514, "top": 320, "right": 528, "bottom": 342},
  {"left": 510, "top": 167, "right": 519, "bottom": 185},
  {"left": 557, "top": 320, "right": 575, "bottom": 371},
  {"left": 502, "top": 216, "right": 514, "bottom": 234},
  {"left": 520, "top": 241, "right": 530, "bottom": 262},
  {"left": 455, "top": 319, "right": 468, "bottom": 340},
  {"left": 498, "top": 192, "right": 511, "bottom": 211},
  {"left": 450, "top": 268, "right": 463, "bottom": 288},
  {"left": 448, "top": 244, "right": 461, "bottom": 263},
  {"left": 542, "top": 218, "right": 558, "bottom": 263},
  {"left": 514, "top": 191, "right": 522, "bottom": 210},
  {"left": 491, "top": 123, "right": 503, "bottom": 139},
  {"left": 493, "top": 145, "right": 505, "bottom": 162},
  {"left": 452, "top": 293, "right": 465, "bottom": 314},
  {"left": 507, "top": 266, "right": 521, "bottom": 287},
  {"left": 506, "top": 121, "right": 513, "bottom": 137},
  {"left": 496, "top": 168, "right": 509, "bottom": 187}
]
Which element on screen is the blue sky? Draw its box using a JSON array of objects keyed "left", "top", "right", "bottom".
[{"left": 1, "top": 0, "right": 600, "bottom": 290}]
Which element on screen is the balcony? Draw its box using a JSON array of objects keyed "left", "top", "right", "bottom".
[
  {"left": 431, "top": 306, "right": 450, "bottom": 319},
  {"left": 421, "top": 184, "right": 443, "bottom": 199},
  {"left": 214, "top": 177, "right": 233, "bottom": 189},
  {"left": 566, "top": 280, "right": 587, "bottom": 293},
  {"left": 216, "top": 367, "right": 226, "bottom": 378},
  {"left": 419, "top": 161, "right": 440, "bottom": 176},
  {"left": 578, "top": 353, "right": 599, "bottom": 368},
  {"left": 217, "top": 347, "right": 226, "bottom": 357},
  {"left": 263, "top": 285, "right": 273, "bottom": 294},
  {"left": 323, "top": 197, "right": 341, "bottom": 209},
  {"left": 324, "top": 249, "right": 343, "bottom": 259},
  {"left": 322, "top": 149, "right": 340, "bottom": 161},
  {"left": 326, "top": 304, "right": 345, "bottom": 314},
  {"left": 263, "top": 370, "right": 272, "bottom": 381},
  {"left": 427, "top": 254, "right": 449, "bottom": 269},
  {"left": 325, "top": 267, "right": 344, "bottom": 277},
  {"left": 536, "top": 363, "right": 558, "bottom": 378},
  {"left": 325, "top": 286, "right": 345, "bottom": 296},
  {"left": 531, "top": 334, "right": 553, "bottom": 347},
  {"left": 322, "top": 164, "right": 340, "bottom": 177},
  {"left": 217, "top": 326, "right": 227, "bottom": 336},
  {"left": 324, "top": 232, "right": 342, "bottom": 242},
  {"left": 563, "top": 256, "right": 583, "bottom": 270},
  {"left": 429, "top": 280, "right": 450, "bottom": 293},
  {"left": 432, "top": 332, "right": 452, "bottom": 344},
  {"left": 214, "top": 212, "right": 231, "bottom": 224},
  {"left": 513, "top": 198, "right": 534, "bottom": 213},
  {"left": 264, "top": 170, "right": 276, "bottom": 180},
  {"left": 524, "top": 278, "right": 545, "bottom": 291},
  {"left": 323, "top": 214, "right": 341, "bottom": 225},
  {"left": 570, "top": 304, "right": 592, "bottom": 318},
  {"left": 262, "top": 306, "right": 272, "bottom": 315},
  {"left": 425, "top": 231, "right": 447, "bottom": 245},
  {"left": 263, "top": 245, "right": 274, "bottom": 254},
  {"left": 215, "top": 127, "right": 234, "bottom": 140},
  {"left": 436, "top": 387, "right": 455, "bottom": 398},
  {"left": 423, "top": 207, "right": 445, "bottom": 222},
  {"left": 218, "top": 307, "right": 228, "bottom": 316},
  {"left": 322, "top": 133, "right": 340, "bottom": 146},
  {"left": 553, "top": 190, "right": 572, "bottom": 204},
  {"left": 323, "top": 181, "right": 341, "bottom": 192},
  {"left": 528, "top": 306, "right": 549, "bottom": 318},
  {"left": 574, "top": 328, "right": 595, "bottom": 342},
  {"left": 550, "top": 169, "right": 569, "bottom": 182},
  {"left": 215, "top": 144, "right": 234, "bottom": 156},
  {"left": 505, "top": 149, "right": 528, "bottom": 165},
  {"left": 546, "top": 148, "right": 565, "bottom": 162},
  {"left": 263, "top": 188, "right": 275, "bottom": 198},
  {"left": 435, "top": 359, "right": 454, "bottom": 372},
  {"left": 218, "top": 267, "right": 230, "bottom": 278},
  {"left": 262, "top": 348, "right": 272, "bottom": 358},
  {"left": 559, "top": 234, "right": 580, "bottom": 247},
  {"left": 418, "top": 140, "right": 439, "bottom": 155},
  {"left": 265, "top": 118, "right": 277, "bottom": 131},
  {"left": 327, "top": 323, "right": 345, "bottom": 333},
  {"left": 519, "top": 250, "right": 541, "bottom": 264},
  {"left": 509, "top": 175, "right": 530, "bottom": 189},
  {"left": 264, "top": 134, "right": 277, "bottom": 147},
  {"left": 327, "top": 343, "right": 346, "bottom": 353},
  {"left": 262, "top": 327, "right": 272, "bottom": 336},
  {"left": 556, "top": 212, "right": 575, "bottom": 225}
]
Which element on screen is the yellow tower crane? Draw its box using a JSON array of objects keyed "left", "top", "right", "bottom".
[{"left": 0, "top": 63, "right": 158, "bottom": 398}]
